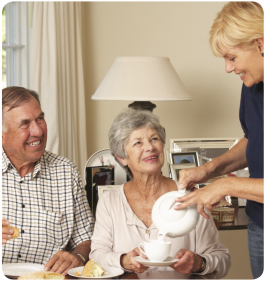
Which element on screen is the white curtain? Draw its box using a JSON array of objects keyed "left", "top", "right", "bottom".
[{"left": 30, "top": 2, "right": 87, "bottom": 183}]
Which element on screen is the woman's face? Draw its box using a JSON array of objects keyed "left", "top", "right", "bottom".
[
  {"left": 119, "top": 126, "right": 164, "bottom": 177},
  {"left": 221, "top": 39, "right": 264, "bottom": 87}
]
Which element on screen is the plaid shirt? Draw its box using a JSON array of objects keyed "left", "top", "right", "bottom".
[{"left": 2, "top": 148, "right": 94, "bottom": 265}]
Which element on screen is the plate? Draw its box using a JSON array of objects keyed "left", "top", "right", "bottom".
[
  {"left": 68, "top": 266, "right": 124, "bottom": 279},
  {"left": 2, "top": 263, "right": 44, "bottom": 278},
  {"left": 85, "top": 149, "right": 127, "bottom": 185},
  {"left": 133, "top": 256, "right": 178, "bottom": 267}
]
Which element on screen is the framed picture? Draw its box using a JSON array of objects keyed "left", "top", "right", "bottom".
[
  {"left": 170, "top": 163, "right": 196, "bottom": 181},
  {"left": 170, "top": 138, "right": 239, "bottom": 165},
  {"left": 84, "top": 165, "right": 115, "bottom": 217},
  {"left": 98, "top": 185, "right": 120, "bottom": 198},
  {"left": 170, "top": 151, "right": 200, "bottom": 166}
]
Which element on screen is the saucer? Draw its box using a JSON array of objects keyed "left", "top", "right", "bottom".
[{"left": 133, "top": 256, "right": 178, "bottom": 267}]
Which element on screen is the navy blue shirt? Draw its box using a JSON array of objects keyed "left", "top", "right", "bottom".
[{"left": 239, "top": 82, "right": 264, "bottom": 229}]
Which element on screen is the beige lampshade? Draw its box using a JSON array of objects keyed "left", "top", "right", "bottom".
[{"left": 91, "top": 57, "right": 192, "bottom": 101}]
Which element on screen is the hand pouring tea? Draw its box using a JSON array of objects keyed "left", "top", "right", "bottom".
[{"left": 152, "top": 188, "right": 199, "bottom": 240}]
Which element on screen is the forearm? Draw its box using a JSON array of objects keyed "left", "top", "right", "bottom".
[
  {"left": 205, "top": 138, "right": 248, "bottom": 178},
  {"left": 72, "top": 240, "right": 91, "bottom": 263},
  {"left": 90, "top": 244, "right": 125, "bottom": 269},
  {"left": 222, "top": 177, "right": 264, "bottom": 203}
]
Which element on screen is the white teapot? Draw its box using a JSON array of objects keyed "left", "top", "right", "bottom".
[{"left": 152, "top": 189, "right": 199, "bottom": 239}]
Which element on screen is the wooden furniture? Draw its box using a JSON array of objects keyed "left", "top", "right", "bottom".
[{"left": 218, "top": 197, "right": 248, "bottom": 230}]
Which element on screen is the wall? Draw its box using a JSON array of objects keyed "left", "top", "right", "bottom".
[
  {"left": 81, "top": 2, "right": 251, "bottom": 279},
  {"left": 81, "top": 1, "right": 244, "bottom": 176},
  {"left": 219, "top": 229, "right": 252, "bottom": 279}
]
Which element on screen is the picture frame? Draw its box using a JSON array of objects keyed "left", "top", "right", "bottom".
[
  {"left": 170, "top": 138, "right": 238, "bottom": 165},
  {"left": 170, "top": 163, "right": 197, "bottom": 181},
  {"left": 169, "top": 151, "right": 200, "bottom": 166},
  {"left": 84, "top": 165, "right": 115, "bottom": 217}
]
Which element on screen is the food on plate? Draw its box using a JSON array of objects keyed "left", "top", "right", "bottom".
[
  {"left": 82, "top": 259, "right": 108, "bottom": 277},
  {"left": 74, "top": 271, "right": 82, "bottom": 276},
  {"left": 18, "top": 271, "right": 65, "bottom": 280},
  {"left": 9, "top": 226, "right": 20, "bottom": 239}
]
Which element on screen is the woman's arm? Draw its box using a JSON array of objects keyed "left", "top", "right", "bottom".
[
  {"left": 178, "top": 138, "right": 248, "bottom": 191},
  {"left": 204, "top": 137, "right": 248, "bottom": 179},
  {"left": 89, "top": 193, "right": 126, "bottom": 269},
  {"left": 90, "top": 192, "right": 147, "bottom": 273}
]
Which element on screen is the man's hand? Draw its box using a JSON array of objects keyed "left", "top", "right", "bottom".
[
  {"left": 2, "top": 219, "right": 14, "bottom": 245},
  {"left": 44, "top": 251, "right": 84, "bottom": 276},
  {"left": 169, "top": 249, "right": 204, "bottom": 274},
  {"left": 121, "top": 247, "right": 149, "bottom": 273}
]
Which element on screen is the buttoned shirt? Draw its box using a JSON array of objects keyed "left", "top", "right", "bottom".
[
  {"left": 2, "top": 148, "right": 94, "bottom": 264},
  {"left": 90, "top": 184, "right": 231, "bottom": 279}
]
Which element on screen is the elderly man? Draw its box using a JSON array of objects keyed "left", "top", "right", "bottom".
[{"left": 2, "top": 86, "right": 94, "bottom": 275}]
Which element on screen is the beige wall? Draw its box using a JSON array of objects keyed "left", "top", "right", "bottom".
[
  {"left": 81, "top": 1, "right": 244, "bottom": 176},
  {"left": 81, "top": 2, "right": 251, "bottom": 279}
]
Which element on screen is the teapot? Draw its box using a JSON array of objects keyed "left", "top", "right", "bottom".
[{"left": 152, "top": 189, "right": 199, "bottom": 239}]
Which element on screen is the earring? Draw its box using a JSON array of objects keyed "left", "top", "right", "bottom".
[{"left": 262, "top": 53, "right": 264, "bottom": 57}]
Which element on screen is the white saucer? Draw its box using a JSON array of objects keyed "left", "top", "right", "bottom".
[{"left": 134, "top": 256, "right": 178, "bottom": 267}]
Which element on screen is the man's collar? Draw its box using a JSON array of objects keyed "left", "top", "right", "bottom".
[
  {"left": 2, "top": 147, "right": 51, "bottom": 180},
  {"left": 38, "top": 151, "right": 51, "bottom": 179},
  {"left": 2, "top": 147, "right": 11, "bottom": 173}
]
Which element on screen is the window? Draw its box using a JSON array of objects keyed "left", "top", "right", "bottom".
[{"left": 2, "top": 2, "right": 31, "bottom": 88}]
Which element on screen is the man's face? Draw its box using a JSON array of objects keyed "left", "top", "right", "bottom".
[{"left": 2, "top": 97, "right": 47, "bottom": 169}]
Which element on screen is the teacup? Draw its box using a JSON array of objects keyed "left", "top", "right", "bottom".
[{"left": 138, "top": 240, "right": 171, "bottom": 262}]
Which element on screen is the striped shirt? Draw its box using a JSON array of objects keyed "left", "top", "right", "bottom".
[{"left": 2, "top": 148, "right": 94, "bottom": 264}]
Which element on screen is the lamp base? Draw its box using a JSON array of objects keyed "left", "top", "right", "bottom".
[{"left": 128, "top": 101, "right": 156, "bottom": 112}]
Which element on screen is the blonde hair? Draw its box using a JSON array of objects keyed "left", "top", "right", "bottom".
[{"left": 209, "top": 2, "right": 264, "bottom": 56}]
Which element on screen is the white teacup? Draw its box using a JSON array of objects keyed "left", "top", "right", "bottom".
[{"left": 138, "top": 240, "right": 171, "bottom": 262}]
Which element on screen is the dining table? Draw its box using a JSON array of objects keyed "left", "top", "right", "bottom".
[
  {"left": 5, "top": 270, "right": 217, "bottom": 280},
  {"left": 63, "top": 270, "right": 217, "bottom": 280}
]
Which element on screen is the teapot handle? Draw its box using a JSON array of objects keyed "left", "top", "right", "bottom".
[{"left": 178, "top": 187, "right": 187, "bottom": 194}]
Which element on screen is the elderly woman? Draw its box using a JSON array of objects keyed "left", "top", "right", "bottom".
[
  {"left": 175, "top": 2, "right": 263, "bottom": 279},
  {"left": 90, "top": 108, "right": 230, "bottom": 279}
]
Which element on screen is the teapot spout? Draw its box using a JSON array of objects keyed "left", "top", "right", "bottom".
[{"left": 157, "top": 232, "right": 167, "bottom": 241}]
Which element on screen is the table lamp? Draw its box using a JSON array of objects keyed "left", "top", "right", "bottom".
[{"left": 91, "top": 57, "right": 192, "bottom": 111}]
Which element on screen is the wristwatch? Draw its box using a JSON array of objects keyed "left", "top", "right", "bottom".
[
  {"left": 199, "top": 257, "right": 206, "bottom": 272},
  {"left": 77, "top": 253, "right": 86, "bottom": 264}
]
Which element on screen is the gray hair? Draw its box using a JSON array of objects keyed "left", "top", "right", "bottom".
[
  {"left": 108, "top": 108, "right": 166, "bottom": 179},
  {"left": 2, "top": 86, "right": 41, "bottom": 131}
]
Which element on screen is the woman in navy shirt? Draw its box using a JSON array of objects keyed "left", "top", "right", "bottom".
[{"left": 175, "top": 2, "right": 264, "bottom": 279}]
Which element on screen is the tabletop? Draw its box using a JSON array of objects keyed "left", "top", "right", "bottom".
[{"left": 63, "top": 270, "right": 217, "bottom": 280}]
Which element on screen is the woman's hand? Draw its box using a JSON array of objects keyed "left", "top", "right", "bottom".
[
  {"left": 175, "top": 178, "right": 226, "bottom": 219},
  {"left": 169, "top": 249, "right": 204, "bottom": 274},
  {"left": 178, "top": 165, "right": 211, "bottom": 191},
  {"left": 2, "top": 219, "right": 13, "bottom": 245},
  {"left": 120, "top": 247, "right": 149, "bottom": 273}
]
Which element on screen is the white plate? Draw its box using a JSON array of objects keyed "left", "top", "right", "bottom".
[
  {"left": 68, "top": 266, "right": 124, "bottom": 279},
  {"left": 85, "top": 149, "right": 127, "bottom": 185},
  {"left": 2, "top": 263, "right": 44, "bottom": 278},
  {"left": 134, "top": 256, "right": 178, "bottom": 267}
]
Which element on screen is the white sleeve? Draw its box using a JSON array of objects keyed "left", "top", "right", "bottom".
[{"left": 192, "top": 210, "right": 231, "bottom": 279}]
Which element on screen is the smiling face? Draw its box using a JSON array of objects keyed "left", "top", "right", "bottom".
[
  {"left": 222, "top": 39, "right": 264, "bottom": 87},
  {"left": 117, "top": 127, "right": 164, "bottom": 177},
  {"left": 2, "top": 97, "right": 47, "bottom": 171}
]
